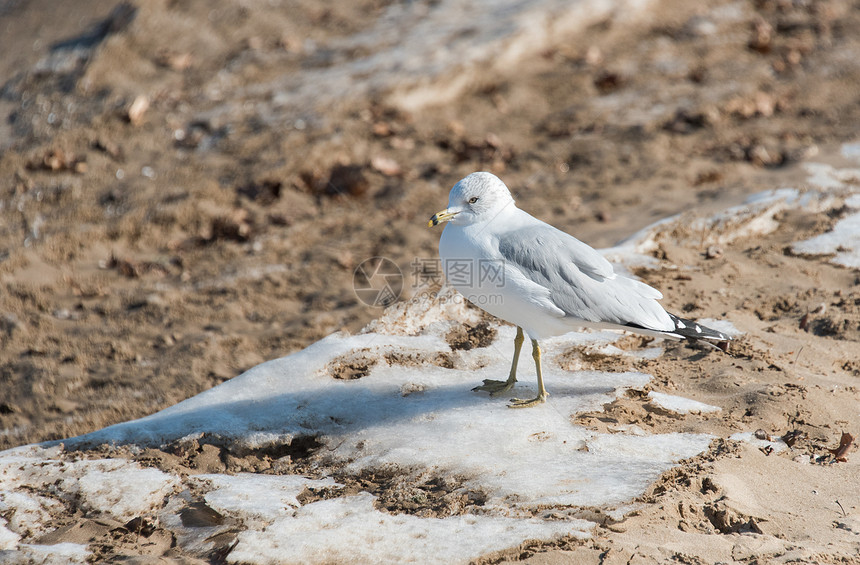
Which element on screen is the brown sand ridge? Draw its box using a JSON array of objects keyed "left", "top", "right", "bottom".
[{"left": 1, "top": 0, "right": 859, "bottom": 563}]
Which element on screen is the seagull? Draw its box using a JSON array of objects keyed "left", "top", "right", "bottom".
[{"left": 428, "top": 172, "right": 730, "bottom": 408}]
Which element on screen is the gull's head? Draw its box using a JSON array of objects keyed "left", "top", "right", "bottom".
[{"left": 428, "top": 172, "right": 515, "bottom": 227}]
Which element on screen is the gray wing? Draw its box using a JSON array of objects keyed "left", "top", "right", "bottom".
[{"left": 497, "top": 224, "right": 673, "bottom": 331}]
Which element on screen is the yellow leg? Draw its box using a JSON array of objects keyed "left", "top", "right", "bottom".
[
  {"left": 472, "top": 327, "right": 524, "bottom": 396},
  {"left": 509, "top": 339, "right": 549, "bottom": 408}
]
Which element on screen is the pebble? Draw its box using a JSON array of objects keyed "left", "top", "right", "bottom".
[{"left": 706, "top": 245, "right": 723, "bottom": 259}]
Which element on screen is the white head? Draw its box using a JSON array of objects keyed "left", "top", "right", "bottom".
[{"left": 428, "top": 172, "right": 516, "bottom": 227}]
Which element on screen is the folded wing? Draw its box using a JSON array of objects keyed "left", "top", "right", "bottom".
[{"left": 497, "top": 225, "right": 674, "bottom": 332}]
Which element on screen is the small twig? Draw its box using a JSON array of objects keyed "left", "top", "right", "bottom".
[
  {"left": 835, "top": 500, "right": 847, "bottom": 517},
  {"left": 793, "top": 346, "right": 805, "bottom": 366}
]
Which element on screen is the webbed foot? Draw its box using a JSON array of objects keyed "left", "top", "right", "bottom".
[
  {"left": 472, "top": 378, "right": 516, "bottom": 397},
  {"left": 508, "top": 391, "right": 549, "bottom": 408}
]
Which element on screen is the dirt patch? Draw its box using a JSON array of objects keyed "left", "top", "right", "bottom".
[
  {"left": 327, "top": 346, "right": 457, "bottom": 380},
  {"left": 574, "top": 390, "right": 671, "bottom": 434},
  {"left": 77, "top": 442, "right": 490, "bottom": 522},
  {"left": 38, "top": 515, "right": 179, "bottom": 564},
  {"left": 557, "top": 344, "right": 646, "bottom": 373},
  {"left": 345, "top": 467, "right": 489, "bottom": 519},
  {"left": 445, "top": 320, "right": 498, "bottom": 351},
  {"left": 72, "top": 433, "right": 325, "bottom": 479},
  {"left": 328, "top": 349, "right": 379, "bottom": 380},
  {"left": 384, "top": 350, "right": 456, "bottom": 369}
]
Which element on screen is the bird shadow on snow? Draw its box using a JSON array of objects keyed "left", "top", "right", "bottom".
[{"left": 52, "top": 359, "right": 627, "bottom": 455}]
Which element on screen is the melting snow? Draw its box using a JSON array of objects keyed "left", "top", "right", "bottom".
[
  {"left": 229, "top": 492, "right": 590, "bottom": 565},
  {"left": 0, "top": 519, "right": 19, "bottom": 551},
  {"left": 792, "top": 193, "right": 860, "bottom": 268},
  {"left": 193, "top": 474, "right": 341, "bottom": 524},
  {"left": 0, "top": 307, "right": 714, "bottom": 564},
  {"left": 0, "top": 446, "right": 179, "bottom": 524},
  {"left": 841, "top": 142, "right": 860, "bottom": 161},
  {"left": 0, "top": 542, "right": 90, "bottom": 564},
  {"left": 647, "top": 392, "right": 722, "bottom": 415},
  {"left": 803, "top": 162, "right": 860, "bottom": 192},
  {"left": 45, "top": 323, "right": 713, "bottom": 513}
]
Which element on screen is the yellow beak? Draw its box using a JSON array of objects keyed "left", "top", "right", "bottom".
[{"left": 428, "top": 208, "right": 459, "bottom": 227}]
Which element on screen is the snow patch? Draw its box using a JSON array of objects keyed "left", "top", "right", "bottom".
[
  {"left": 0, "top": 542, "right": 90, "bottom": 564},
  {"left": 841, "top": 142, "right": 860, "bottom": 161},
  {"left": 193, "top": 474, "right": 340, "bottom": 525},
  {"left": 227, "top": 492, "right": 590, "bottom": 565},
  {"left": 75, "top": 466, "right": 179, "bottom": 522},
  {"left": 647, "top": 391, "right": 722, "bottom": 415},
  {"left": 792, "top": 193, "right": 860, "bottom": 268},
  {"left": 0, "top": 446, "right": 179, "bottom": 548},
  {"left": 0, "top": 519, "right": 20, "bottom": 551},
  {"left": 54, "top": 323, "right": 704, "bottom": 516},
  {"left": 0, "top": 491, "right": 62, "bottom": 539},
  {"left": 803, "top": 162, "right": 860, "bottom": 191}
]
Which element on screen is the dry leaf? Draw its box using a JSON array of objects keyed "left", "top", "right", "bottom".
[{"left": 829, "top": 432, "right": 854, "bottom": 462}]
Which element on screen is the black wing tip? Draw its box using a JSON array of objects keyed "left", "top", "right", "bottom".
[
  {"left": 621, "top": 315, "right": 732, "bottom": 354},
  {"left": 667, "top": 312, "right": 732, "bottom": 342}
]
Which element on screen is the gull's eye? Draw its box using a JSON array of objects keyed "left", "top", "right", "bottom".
[{"left": 468, "top": 197, "right": 479, "bottom": 204}]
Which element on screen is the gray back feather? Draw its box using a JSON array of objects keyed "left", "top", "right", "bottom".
[{"left": 497, "top": 225, "right": 672, "bottom": 330}]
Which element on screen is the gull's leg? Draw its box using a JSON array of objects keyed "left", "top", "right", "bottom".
[
  {"left": 509, "top": 339, "right": 549, "bottom": 408},
  {"left": 472, "top": 326, "right": 524, "bottom": 396}
]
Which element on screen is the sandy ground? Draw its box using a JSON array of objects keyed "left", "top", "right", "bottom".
[{"left": 1, "top": 0, "right": 859, "bottom": 563}]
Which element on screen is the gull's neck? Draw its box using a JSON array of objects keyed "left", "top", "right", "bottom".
[{"left": 460, "top": 202, "right": 527, "bottom": 236}]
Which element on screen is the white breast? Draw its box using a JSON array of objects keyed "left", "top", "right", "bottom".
[{"left": 439, "top": 223, "right": 577, "bottom": 339}]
